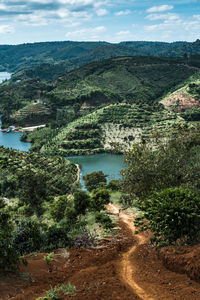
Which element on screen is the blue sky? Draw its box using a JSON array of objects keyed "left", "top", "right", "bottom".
[{"left": 0, "top": 0, "right": 199, "bottom": 44}]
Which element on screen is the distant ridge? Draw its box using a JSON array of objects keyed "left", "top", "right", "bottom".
[{"left": 1, "top": 39, "right": 200, "bottom": 73}]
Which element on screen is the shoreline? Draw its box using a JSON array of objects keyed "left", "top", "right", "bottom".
[{"left": 1, "top": 124, "right": 46, "bottom": 133}]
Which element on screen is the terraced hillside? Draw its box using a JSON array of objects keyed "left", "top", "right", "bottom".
[
  {"left": 2, "top": 55, "right": 200, "bottom": 155},
  {"left": 38, "top": 103, "right": 183, "bottom": 156},
  {"left": 0, "top": 146, "right": 78, "bottom": 197},
  {"left": 50, "top": 56, "right": 197, "bottom": 107}
]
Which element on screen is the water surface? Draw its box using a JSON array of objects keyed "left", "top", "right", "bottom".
[
  {"left": 0, "top": 72, "right": 11, "bottom": 83},
  {"left": 0, "top": 118, "right": 31, "bottom": 152},
  {"left": 67, "top": 153, "right": 125, "bottom": 188}
]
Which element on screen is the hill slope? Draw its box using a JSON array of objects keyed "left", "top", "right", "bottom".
[
  {"left": 1, "top": 39, "right": 200, "bottom": 77},
  {"left": 2, "top": 55, "right": 200, "bottom": 155}
]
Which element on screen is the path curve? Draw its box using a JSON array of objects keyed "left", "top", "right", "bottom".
[{"left": 107, "top": 204, "right": 155, "bottom": 300}]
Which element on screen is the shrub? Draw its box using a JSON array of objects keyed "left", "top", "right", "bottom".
[
  {"left": 73, "top": 190, "right": 90, "bottom": 215},
  {"left": 50, "top": 195, "right": 69, "bottom": 222},
  {"left": 12, "top": 219, "right": 42, "bottom": 255},
  {"left": 43, "top": 225, "right": 70, "bottom": 251},
  {"left": 136, "top": 187, "right": 200, "bottom": 246},
  {"left": 107, "top": 180, "right": 121, "bottom": 191},
  {"left": 71, "top": 228, "right": 96, "bottom": 248},
  {"left": 83, "top": 171, "right": 107, "bottom": 192},
  {"left": 95, "top": 212, "right": 113, "bottom": 229},
  {"left": 0, "top": 210, "right": 20, "bottom": 270},
  {"left": 90, "top": 188, "right": 110, "bottom": 211}
]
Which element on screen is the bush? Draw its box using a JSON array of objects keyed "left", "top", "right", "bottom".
[
  {"left": 107, "top": 180, "right": 121, "bottom": 191},
  {"left": 83, "top": 171, "right": 107, "bottom": 192},
  {"left": 12, "top": 219, "right": 42, "bottom": 255},
  {"left": 73, "top": 190, "right": 90, "bottom": 215},
  {"left": 136, "top": 187, "right": 200, "bottom": 246},
  {"left": 50, "top": 195, "right": 69, "bottom": 222},
  {"left": 95, "top": 212, "right": 113, "bottom": 229},
  {"left": 71, "top": 228, "right": 96, "bottom": 248},
  {"left": 121, "top": 127, "right": 200, "bottom": 202},
  {"left": 43, "top": 225, "right": 71, "bottom": 251},
  {"left": 90, "top": 188, "right": 110, "bottom": 211},
  {"left": 0, "top": 210, "right": 20, "bottom": 270}
]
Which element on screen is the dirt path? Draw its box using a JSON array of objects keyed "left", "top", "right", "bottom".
[
  {"left": 120, "top": 212, "right": 154, "bottom": 300},
  {"left": 2, "top": 204, "right": 200, "bottom": 299},
  {"left": 107, "top": 204, "right": 200, "bottom": 300},
  {"left": 108, "top": 204, "right": 154, "bottom": 300}
]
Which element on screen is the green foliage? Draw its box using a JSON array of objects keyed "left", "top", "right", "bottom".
[
  {"left": 95, "top": 212, "right": 114, "bottom": 229},
  {"left": 136, "top": 187, "right": 200, "bottom": 246},
  {"left": 44, "top": 282, "right": 76, "bottom": 299},
  {"left": 17, "top": 167, "right": 47, "bottom": 218},
  {"left": 12, "top": 219, "right": 42, "bottom": 255},
  {"left": 43, "top": 225, "right": 71, "bottom": 251},
  {"left": 73, "top": 190, "right": 91, "bottom": 215},
  {"left": 90, "top": 188, "right": 110, "bottom": 211},
  {"left": 121, "top": 126, "right": 200, "bottom": 201},
  {"left": 0, "top": 146, "right": 78, "bottom": 198},
  {"left": 0, "top": 209, "right": 20, "bottom": 270},
  {"left": 44, "top": 252, "right": 54, "bottom": 264},
  {"left": 83, "top": 171, "right": 107, "bottom": 192},
  {"left": 50, "top": 195, "right": 69, "bottom": 222},
  {"left": 180, "top": 107, "right": 200, "bottom": 121},
  {"left": 46, "top": 285, "right": 59, "bottom": 300},
  {"left": 107, "top": 180, "right": 121, "bottom": 191}
]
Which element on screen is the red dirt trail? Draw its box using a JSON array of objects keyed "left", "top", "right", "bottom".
[{"left": 1, "top": 204, "right": 200, "bottom": 299}]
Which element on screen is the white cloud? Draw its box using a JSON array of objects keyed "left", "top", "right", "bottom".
[
  {"left": 0, "top": 25, "right": 14, "bottom": 34},
  {"left": 115, "top": 9, "right": 131, "bottom": 16},
  {"left": 146, "top": 5, "right": 174, "bottom": 13},
  {"left": 58, "top": 0, "right": 94, "bottom": 5},
  {"left": 16, "top": 11, "right": 50, "bottom": 26},
  {"left": 96, "top": 8, "right": 108, "bottom": 16},
  {"left": 66, "top": 26, "right": 106, "bottom": 40},
  {"left": 117, "top": 30, "right": 131, "bottom": 36},
  {"left": 146, "top": 13, "right": 179, "bottom": 21},
  {"left": 145, "top": 14, "right": 200, "bottom": 33}
]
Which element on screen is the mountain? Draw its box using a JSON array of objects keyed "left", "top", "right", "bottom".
[
  {"left": 1, "top": 55, "right": 199, "bottom": 129},
  {"left": 1, "top": 39, "right": 200, "bottom": 77},
  {"left": 7, "top": 55, "right": 198, "bottom": 156}
]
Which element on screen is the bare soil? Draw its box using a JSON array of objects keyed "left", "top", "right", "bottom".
[
  {"left": 1, "top": 205, "right": 200, "bottom": 300},
  {"left": 162, "top": 93, "right": 200, "bottom": 112}
]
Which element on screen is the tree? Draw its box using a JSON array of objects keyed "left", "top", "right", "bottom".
[
  {"left": 17, "top": 167, "right": 47, "bottom": 220},
  {"left": 90, "top": 188, "right": 110, "bottom": 211},
  {"left": 121, "top": 126, "right": 200, "bottom": 203},
  {"left": 83, "top": 171, "right": 107, "bottom": 192},
  {"left": 50, "top": 195, "right": 69, "bottom": 222},
  {"left": 74, "top": 190, "right": 91, "bottom": 215},
  {"left": 0, "top": 208, "right": 20, "bottom": 270},
  {"left": 135, "top": 187, "right": 200, "bottom": 246}
]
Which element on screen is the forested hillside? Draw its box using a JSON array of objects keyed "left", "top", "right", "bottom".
[
  {"left": 0, "top": 56, "right": 198, "bottom": 128},
  {"left": 13, "top": 56, "right": 199, "bottom": 155},
  {"left": 1, "top": 39, "right": 200, "bottom": 78}
]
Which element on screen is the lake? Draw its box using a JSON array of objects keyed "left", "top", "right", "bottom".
[
  {"left": 67, "top": 153, "right": 125, "bottom": 188},
  {"left": 0, "top": 118, "right": 31, "bottom": 152},
  {"left": 0, "top": 72, "right": 11, "bottom": 83}
]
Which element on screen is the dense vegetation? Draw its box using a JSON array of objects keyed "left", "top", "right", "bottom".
[
  {"left": 1, "top": 55, "right": 198, "bottom": 155},
  {"left": 0, "top": 146, "right": 115, "bottom": 270},
  {"left": 0, "top": 146, "right": 78, "bottom": 198},
  {"left": 121, "top": 125, "right": 200, "bottom": 245},
  {"left": 1, "top": 40, "right": 200, "bottom": 77}
]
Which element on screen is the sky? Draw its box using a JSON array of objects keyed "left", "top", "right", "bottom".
[{"left": 0, "top": 0, "right": 199, "bottom": 44}]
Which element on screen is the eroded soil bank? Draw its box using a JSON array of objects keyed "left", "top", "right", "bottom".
[{"left": 1, "top": 207, "right": 200, "bottom": 300}]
